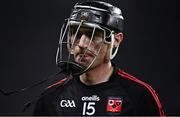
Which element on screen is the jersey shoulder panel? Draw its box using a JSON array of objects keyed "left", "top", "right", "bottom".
[
  {"left": 117, "top": 68, "right": 165, "bottom": 116},
  {"left": 33, "top": 76, "right": 73, "bottom": 115},
  {"left": 42, "top": 76, "right": 73, "bottom": 96},
  {"left": 46, "top": 77, "right": 69, "bottom": 89}
]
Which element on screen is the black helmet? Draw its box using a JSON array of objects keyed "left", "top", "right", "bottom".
[{"left": 70, "top": 1, "right": 124, "bottom": 32}]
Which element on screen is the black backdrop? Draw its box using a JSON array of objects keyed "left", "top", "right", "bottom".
[{"left": 0, "top": 0, "right": 179, "bottom": 115}]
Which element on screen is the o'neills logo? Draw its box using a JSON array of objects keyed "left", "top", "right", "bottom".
[{"left": 82, "top": 95, "right": 100, "bottom": 101}]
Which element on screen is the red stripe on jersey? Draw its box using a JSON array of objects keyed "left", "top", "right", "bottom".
[
  {"left": 118, "top": 69, "right": 165, "bottom": 117},
  {"left": 46, "top": 77, "right": 68, "bottom": 89}
]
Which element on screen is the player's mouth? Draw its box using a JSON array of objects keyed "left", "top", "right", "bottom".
[
  {"left": 80, "top": 53, "right": 93, "bottom": 57},
  {"left": 75, "top": 52, "right": 94, "bottom": 63}
]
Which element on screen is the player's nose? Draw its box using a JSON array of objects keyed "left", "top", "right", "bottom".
[{"left": 78, "top": 34, "right": 89, "bottom": 48}]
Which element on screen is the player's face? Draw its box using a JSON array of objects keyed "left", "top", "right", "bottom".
[{"left": 69, "top": 26, "right": 108, "bottom": 70}]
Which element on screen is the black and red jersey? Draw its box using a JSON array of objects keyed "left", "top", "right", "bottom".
[{"left": 33, "top": 66, "right": 165, "bottom": 116}]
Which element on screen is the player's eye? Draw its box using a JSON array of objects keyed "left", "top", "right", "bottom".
[{"left": 84, "top": 32, "right": 92, "bottom": 39}]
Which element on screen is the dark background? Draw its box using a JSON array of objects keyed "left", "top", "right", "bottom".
[{"left": 0, "top": 0, "right": 179, "bottom": 115}]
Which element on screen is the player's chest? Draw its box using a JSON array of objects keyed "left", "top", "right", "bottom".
[{"left": 52, "top": 87, "right": 134, "bottom": 115}]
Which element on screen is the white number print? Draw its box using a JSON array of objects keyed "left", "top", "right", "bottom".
[{"left": 82, "top": 102, "right": 95, "bottom": 115}]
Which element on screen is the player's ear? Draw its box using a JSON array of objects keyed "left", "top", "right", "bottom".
[{"left": 114, "top": 32, "right": 123, "bottom": 47}]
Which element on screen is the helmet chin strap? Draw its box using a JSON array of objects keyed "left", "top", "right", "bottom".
[{"left": 109, "top": 31, "right": 119, "bottom": 60}]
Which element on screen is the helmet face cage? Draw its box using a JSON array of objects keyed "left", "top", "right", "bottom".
[
  {"left": 56, "top": 19, "right": 110, "bottom": 76},
  {"left": 56, "top": 1, "right": 124, "bottom": 76}
]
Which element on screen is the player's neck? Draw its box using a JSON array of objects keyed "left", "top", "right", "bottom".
[{"left": 79, "top": 61, "right": 113, "bottom": 86}]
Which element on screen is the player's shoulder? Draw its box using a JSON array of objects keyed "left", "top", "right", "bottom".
[
  {"left": 33, "top": 76, "right": 73, "bottom": 114},
  {"left": 41, "top": 76, "right": 73, "bottom": 97},
  {"left": 115, "top": 68, "right": 165, "bottom": 116},
  {"left": 117, "top": 68, "right": 154, "bottom": 92},
  {"left": 115, "top": 68, "right": 155, "bottom": 93},
  {"left": 114, "top": 67, "right": 160, "bottom": 102}
]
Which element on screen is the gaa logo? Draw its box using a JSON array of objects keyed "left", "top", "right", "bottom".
[{"left": 60, "top": 100, "right": 76, "bottom": 108}]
